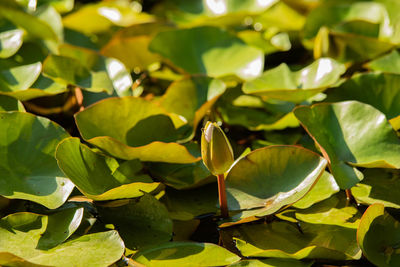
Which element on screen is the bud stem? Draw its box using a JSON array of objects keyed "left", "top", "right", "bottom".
[{"left": 217, "top": 174, "right": 229, "bottom": 218}]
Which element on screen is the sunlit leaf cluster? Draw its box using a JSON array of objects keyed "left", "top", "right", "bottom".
[{"left": 0, "top": 0, "right": 400, "bottom": 266}]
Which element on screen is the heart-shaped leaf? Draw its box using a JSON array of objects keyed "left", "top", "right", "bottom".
[
  {"left": 0, "top": 24, "right": 23, "bottom": 58},
  {"left": 357, "top": 204, "right": 400, "bottom": 267},
  {"left": 0, "top": 62, "right": 41, "bottom": 93},
  {"left": 159, "top": 76, "right": 226, "bottom": 140},
  {"left": 56, "top": 137, "right": 160, "bottom": 201},
  {"left": 149, "top": 26, "right": 264, "bottom": 80},
  {"left": 0, "top": 95, "right": 24, "bottom": 111},
  {"left": 326, "top": 72, "right": 400, "bottom": 120},
  {"left": 225, "top": 145, "right": 327, "bottom": 223},
  {"left": 234, "top": 221, "right": 361, "bottom": 260},
  {"left": 242, "top": 58, "right": 345, "bottom": 102},
  {"left": 351, "top": 169, "right": 400, "bottom": 209},
  {"left": 294, "top": 101, "right": 400, "bottom": 189},
  {"left": 293, "top": 171, "right": 339, "bottom": 209},
  {"left": 0, "top": 112, "right": 73, "bottom": 209},
  {"left": 97, "top": 194, "right": 172, "bottom": 249},
  {"left": 0, "top": 212, "right": 124, "bottom": 267},
  {"left": 75, "top": 96, "right": 199, "bottom": 163},
  {"left": 132, "top": 242, "right": 241, "bottom": 266}
]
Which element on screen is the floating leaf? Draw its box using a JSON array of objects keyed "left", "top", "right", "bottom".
[
  {"left": 224, "top": 145, "right": 327, "bottom": 223},
  {"left": 162, "top": 184, "right": 218, "bottom": 220},
  {"left": 132, "top": 242, "right": 241, "bottom": 266},
  {"left": 326, "top": 72, "right": 400, "bottom": 120},
  {"left": 0, "top": 62, "right": 41, "bottom": 93},
  {"left": 149, "top": 26, "right": 264, "bottom": 80},
  {"left": 366, "top": 50, "right": 400, "bottom": 74},
  {"left": 293, "top": 171, "right": 339, "bottom": 209},
  {"left": 294, "top": 101, "right": 400, "bottom": 189},
  {"left": 0, "top": 24, "right": 23, "bottom": 58},
  {"left": 56, "top": 137, "right": 160, "bottom": 201},
  {"left": 0, "top": 95, "right": 24, "bottom": 111},
  {"left": 159, "top": 76, "right": 226, "bottom": 139},
  {"left": 295, "top": 193, "right": 361, "bottom": 229},
  {"left": 234, "top": 222, "right": 361, "bottom": 260},
  {"left": 0, "top": 212, "right": 124, "bottom": 267},
  {"left": 357, "top": 204, "right": 400, "bottom": 267},
  {"left": 75, "top": 97, "right": 199, "bottom": 163},
  {"left": 242, "top": 58, "right": 345, "bottom": 102},
  {"left": 228, "top": 258, "right": 313, "bottom": 267},
  {"left": 351, "top": 169, "right": 400, "bottom": 209},
  {"left": 62, "top": 1, "right": 154, "bottom": 34},
  {"left": 0, "top": 112, "right": 73, "bottom": 209},
  {"left": 97, "top": 194, "right": 173, "bottom": 249}
]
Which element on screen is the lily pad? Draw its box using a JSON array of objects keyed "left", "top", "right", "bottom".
[
  {"left": 228, "top": 258, "right": 313, "bottom": 267},
  {"left": 365, "top": 49, "right": 400, "bottom": 74},
  {"left": 242, "top": 58, "right": 345, "bottom": 102},
  {"left": 0, "top": 95, "right": 24, "bottom": 111},
  {"left": 351, "top": 169, "right": 400, "bottom": 209},
  {"left": 55, "top": 137, "right": 160, "bottom": 201},
  {"left": 0, "top": 112, "right": 73, "bottom": 209},
  {"left": 0, "top": 212, "right": 124, "bottom": 267},
  {"left": 234, "top": 222, "right": 361, "bottom": 260},
  {"left": 101, "top": 23, "right": 168, "bottom": 71},
  {"left": 292, "top": 171, "right": 339, "bottom": 209},
  {"left": 132, "top": 242, "right": 241, "bottom": 266},
  {"left": 225, "top": 145, "right": 327, "bottom": 223},
  {"left": 159, "top": 76, "right": 226, "bottom": 140},
  {"left": 0, "top": 62, "right": 41, "bottom": 93},
  {"left": 161, "top": 184, "right": 218, "bottom": 220},
  {"left": 357, "top": 204, "right": 400, "bottom": 267},
  {"left": 149, "top": 26, "right": 264, "bottom": 80},
  {"left": 75, "top": 96, "right": 199, "bottom": 163},
  {"left": 294, "top": 101, "right": 400, "bottom": 189},
  {"left": 326, "top": 72, "right": 400, "bottom": 120},
  {"left": 0, "top": 24, "right": 23, "bottom": 58},
  {"left": 97, "top": 194, "right": 172, "bottom": 249},
  {"left": 294, "top": 193, "right": 361, "bottom": 229},
  {"left": 62, "top": 1, "right": 154, "bottom": 34}
]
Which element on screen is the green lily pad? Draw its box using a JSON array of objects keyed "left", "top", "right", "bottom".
[
  {"left": 147, "top": 159, "right": 213, "bottom": 190},
  {"left": 149, "top": 26, "right": 264, "bottom": 80},
  {"left": 228, "top": 258, "right": 313, "bottom": 267},
  {"left": 55, "top": 137, "right": 160, "bottom": 201},
  {"left": 0, "top": 62, "right": 41, "bottom": 92},
  {"left": 357, "top": 204, "right": 400, "bottom": 267},
  {"left": 0, "top": 112, "right": 73, "bottom": 209},
  {"left": 217, "top": 87, "right": 299, "bottom": 131},
  {"left": 75, "top": 96, "right": 199, "bottom": 163},
  {"left": 366, "top": 50, "right": 400, "bottom": 74},
  {"left": 162, "top": 0, "right": 278, "bottom": 27},
  {"left": 0, "top": 212, "right": 124, "bottom": 267},
  {"left": 0, "top": 24, "right": 23, "bottom": 58},
  {"left": 0, "top": 2, "right": 58, "bottom": 41},
  {"left": 0, "top": 95, "right": 24, "bottom": 111},
  {"left": 97, "top": 194, "right": 172, "bottom": 249},
  {"left": 242, "top": 58, "right": 345, "bottom": 102},
  {"left": 326, "top": 72, "right": 400, "bottom": 120},
  {"left": 132, "top": 242, "right": 241, "bottom": 266},
  {"left": 294, "top": 101, "right": 400, "bottom": 189},
  {"left": 62, "top": 1, "right": 154, "bottom": 34},
  {"left": 101, "top": 23, "right": 168, "bottom": 71},
  {"left": 238, "top": 30, "right": 291, "bottom": 54},
  {"left": 161, "top": 184, "right": 218, "bottom": 220},
  {"left": 159, "top": 76, "right": 226, "bottom": 140},
  {"left": 43, "top": 46, "right": 133, "bottom": 95},
  {"left": 351, "top": 169, "right": 400, "bottom": 209},
  {"left": 225, "top": 145, "right": 327, "bottom": 223},
  {"left": 234, "top": 221, "right": 361, "bottom": 260},
  {"left": 294, "top": 193, "right": 361, "bottom": 229},
  {"left": 293, "top": 171, "right": 339, "bottom": 209}
]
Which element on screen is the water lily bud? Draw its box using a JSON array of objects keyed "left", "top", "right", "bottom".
[{"left": 201, "top": 121, "right": 234, "bottom": 175}]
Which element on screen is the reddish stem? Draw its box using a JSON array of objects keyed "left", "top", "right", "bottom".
[{"left": 217, "top": 174, "right": 229, "bottom": 218}]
